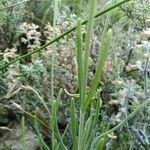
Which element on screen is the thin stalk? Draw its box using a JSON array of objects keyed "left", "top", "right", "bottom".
[
  {"left": 11, "top": 101, "right": 51, "bottom": 131},
  {"left": 78, "top": 113, "right": 85, "bottom": 150},
  {"left": 83, "top": 0, "right": 98, "bottom": 101},
  {"left": 34, "top": 120, "right": 50, "bottom": 150},
  {"left": 144, "top": 58, "right": 149, "bottom": 97},
  {"left": 51, "top": 0, "right": 58, "bottom": 149},
  {"left": 51, "top": 102, "right": 56, "bottom": 150},
  {"left": 84, "top": 29, "right": 112, "bottom": 111},
  {"left": 56, "top": 124, "right": 69, "bottom": 149},
  {"left": 22, "top": 85, "right": 50, "bottom": 115},
  {"left": 70, "top": 99, "right": 78, "bottom": 150},
  {"left": 51, "top": 0, "right": 58, "bottom": 103},
  {"left": 83, "top": 111, "right": 94, "bottom": 148},
  {"left": 51, "top": 93, "right": 67, "bottom": 150},
  {"left": 0, "top": 0, "right": 132, "bottom": 71},
  {"left": 24, "top": 111, "right": 51, "bottom": 131},
  {"left": 64, "top": 88, "right": 79, "bottom": 98},
  {"left": 55, "top": 122, "right": 67, "bottom": 150},
  {"left": 85, "top": 97, "right": 102, "bottom": 149},
  {"left": 51, "top": 52, "right": 54, "bottom": 103},
  {"left": 76, "top": 17, "right": 85, "bottom": 150},
  {"left": 76, "top": 19, "right": 84, "bottom": 107},
  {"left": 21, "top": 115, "right": 26, "bottom": 150},
  {"left": 92, "top": 98, "right": 102, "bottom": 130}
]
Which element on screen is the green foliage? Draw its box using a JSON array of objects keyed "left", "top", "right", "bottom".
[
  {"left": 0, "top": 0, "right": 25, "bottom": 51},
  {"left": 110, "top": 8, "right": 123, "bottom": 24},
  {"left": 20, "top": 60, "right": 45, "bottom": 79},
  {"left": 25, "top": 0, "right": 53, "bottom": 25},
  {"left": 0, "top": 0, "right": 9, "bottom": 24},
  {"left": 120, "top": 0, "right": 150, "bottom": 28},
  {"left": 0, "top": 0, "right": 150, "bottom": 149},
  {"left": 61, "top": 0, "right": 84, "bottom": 15}
]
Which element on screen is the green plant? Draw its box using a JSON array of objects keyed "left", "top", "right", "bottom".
[
  {"left": 24, "top": 0, "right": 53, "bottom": 25},
  {"left": 1, "top": 0, "right": 150, "bottom": 149},
  {"left": 0, "top": 0, "right": 132, "bottom": 71}
]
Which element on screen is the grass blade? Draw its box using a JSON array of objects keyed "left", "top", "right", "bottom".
[
  {"left": 34, "top": 119, "right": 50, "bottom": 150},
  {"left": 83, "top": 0, "right": 98, "bottom": 101},
  {"left": 76, "top": 19, "right": 84, "bottom": 107},
  {"left": 70, "top": 99, "right": 78, "bottom": 150},
  {"left": 84, "top": 29, "right": 112, "bottom": 111}
]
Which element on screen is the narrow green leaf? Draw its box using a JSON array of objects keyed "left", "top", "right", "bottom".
[
  {"left": 83, "top": 0, "right": 98, "bottom": 101},
  {"left": 76, "top": 19, "right": 84, "bottom": 107},
  {"left": 51, "top": 89, "right": 67, "bottom": 150},
  {"left": 84, "top": 29, "right": 112, "bottom": 111},
  {"left": 78, "top": 113, "right": 85, "bottom": 150},
  {"left": 83, "top": 112, "right": 94, "bottom": 148},
  {"left": 70, "top": 99, "right": 78, "bottom": 150},
  {"left": 84, "top": 97, "right": 102, "bottom": 149},
  {"left": 34, "top": 120, "right": 50, "bottom": 150},
  {"left": 95, "top": 138, "right": 105, "bottom": 150}
]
